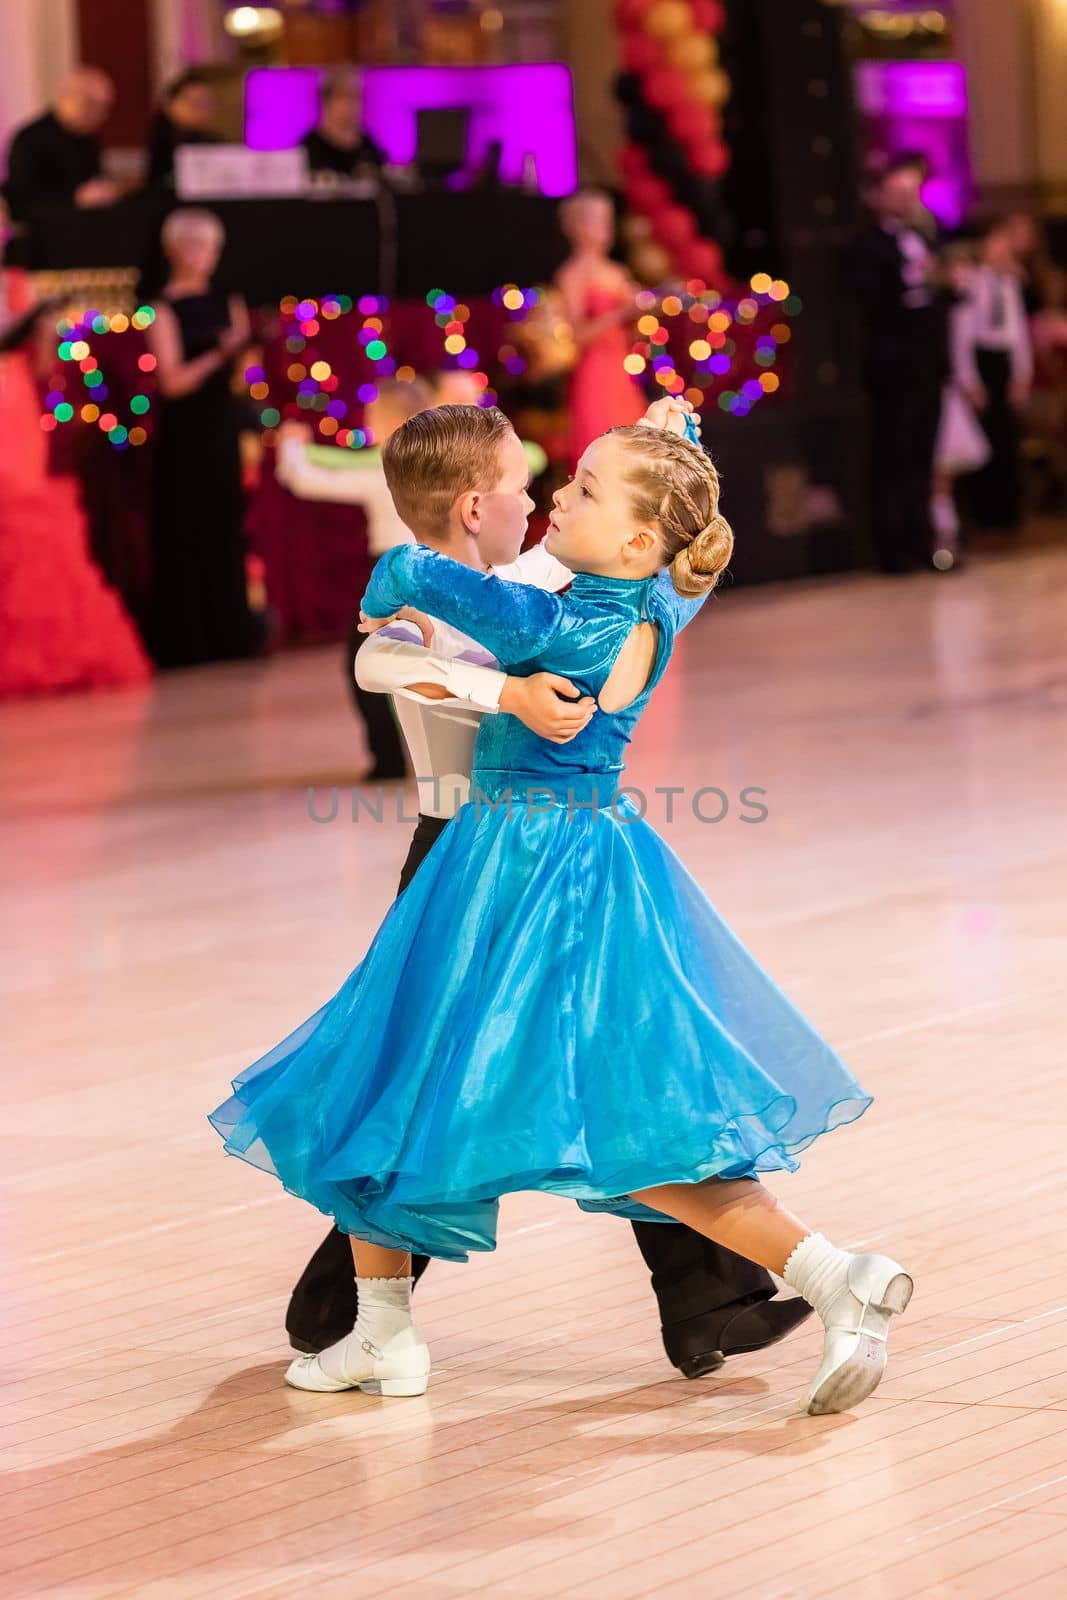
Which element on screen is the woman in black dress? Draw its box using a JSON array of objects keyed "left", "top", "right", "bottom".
[{"left": 146, "top": 208, "right": 257, "bottom": 668}]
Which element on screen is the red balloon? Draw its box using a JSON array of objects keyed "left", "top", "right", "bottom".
[
  {"left": 618, "top": 143, "right": 650, "bottom": 180},
  {"left": 643, "top": 66, "right": 690, "bottom": 111},
  {"left": 627, "top": 173, "right": 671, "bottom": 215},
  {"left": 683, "top": 239, "right": 724, "bottom": 281},
  {"left": 689, "top": 0, "right": 725, "bottom": 29},
  {"left": 667, "top": 101, "right": 715, "bottom": 145},
  {"left": 615, "top": 0, "right": 652, "bottom": 26},
  {"left": 691, "top": 140, "right": 731, "bottom": 179},
  {"left": 656, "top": 204, "right": 698, "bottom": 251},
  {"left": 623, "top": 33, "right": 661, "bottom": 75}
]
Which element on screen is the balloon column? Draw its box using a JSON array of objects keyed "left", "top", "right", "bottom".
[{"left": 614, "top": 0, "right": 732, "bottom": 288}]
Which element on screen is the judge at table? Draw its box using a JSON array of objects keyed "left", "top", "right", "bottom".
[
  {"left": 147, "top": 69, "right": 220, "bottom": 186},
  {"left": 2, "top": 67, "right": 117, "bottom": 223},
  {"left": 301, "top": 67, "right": 385, "bottom": 180}
]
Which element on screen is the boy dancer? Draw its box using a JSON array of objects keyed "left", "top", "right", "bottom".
[{"left": 285, "top": 400, "right": 812, "bottom": 1377}]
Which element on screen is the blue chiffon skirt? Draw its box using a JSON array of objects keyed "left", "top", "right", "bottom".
[{"left": 209, "top": 798, "right": 871, "bottom": 1261}]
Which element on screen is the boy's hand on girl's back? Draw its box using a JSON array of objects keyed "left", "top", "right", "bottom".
[
  {"left": 358, "top": 606, "right": 435, "bottom": 648},
  {"left": 500, "top": 673, "right": 596, "bottom": 744}
]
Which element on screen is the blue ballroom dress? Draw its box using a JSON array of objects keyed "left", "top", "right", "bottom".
[{"left": 209, "top": 546, "right": 871, "bottom": 1261}]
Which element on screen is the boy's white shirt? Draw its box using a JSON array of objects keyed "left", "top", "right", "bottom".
[
  {"left": 950, "top": 264, "right": 1034, "bottom": 391},
  {"left": 354, "top": 540, "right": 573, "bottom": 820}
]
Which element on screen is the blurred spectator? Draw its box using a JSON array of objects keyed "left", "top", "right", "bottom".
[
  {"left": 2, "top": 67, "right": 116, "bottom": 223},
  {"left": 952, "top": 216, "right": 1033, "bottom": 532},
  {"left": 1002, "top": 210, "right": 1042, "bottom": 314},
  {"left": 849, "top": 154, "right": 949, "bottom": 574},
  {"left": 301, "top": 67, "right": 386, "bottom": 180},
  {"left": 0, "top": 267, "right": 150, "bottom": 696},
  {"left": 147, "top": 69, "right": 220, "bottom": 186},
  {"left": 930, "top": 244, "right": 990, "bottom": 557},
  {"left": 555, "top": 189, "right": 643, "bottom": 465},
  {"left": 145, "top": 208, "right": 257, "bottom": 668},
  {"left": 1030, "top": 264, "right": 1067, "bottom": 511}
]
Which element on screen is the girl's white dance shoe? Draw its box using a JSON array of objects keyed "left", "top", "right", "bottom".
[
  {"left": 783, "top": 1234, "right": 913, "bottom": 1415},
  {"left": 804, "top": 1252, "right": 913, "bottom": 1415},
  {"left": 285, "top": 1323, "right": 431, "bottom": 1397}
]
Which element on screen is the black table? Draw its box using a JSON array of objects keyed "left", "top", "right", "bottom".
[{"left": 21, "top": 188, "right": 568, "bottom": 305}]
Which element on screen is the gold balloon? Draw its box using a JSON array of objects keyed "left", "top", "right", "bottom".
[
  {"left": 690, "top": 67, "right": 731, "bottom": 108},
  {"left": 631, "top": 241, "right": 673, "bottom": 284},
  {"left": 510, "top": 287, "right": 576, "bottom": 379},
  {"left": 666, "top": 31, "right": 716, "bottom": 72},
  {"left": 643, "top": 1, "right": 693, "bottom": 41},
  {"left": 622, "top": 212, "right": 653, "bottom": 244}
]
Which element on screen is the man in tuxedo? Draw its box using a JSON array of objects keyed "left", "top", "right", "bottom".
[
  {"left": 849, "top": 155, "right": 950, "bottom": 574},
  {"left": 3, "top": 67, "right": 116, "bottom": 224}
]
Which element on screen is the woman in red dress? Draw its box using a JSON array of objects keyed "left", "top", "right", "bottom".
[
  {"left": 556, "top": 189, "right": 646, "bottom": 465},
  {"left": 0, "top": 270, "right": 149, "bottom": 697}
]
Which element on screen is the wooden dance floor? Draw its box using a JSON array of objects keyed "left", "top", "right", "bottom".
[{"left": 4, "top": 543, "right": 1067, "bottom": 1598}]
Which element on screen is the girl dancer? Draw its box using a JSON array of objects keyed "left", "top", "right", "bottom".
[
  {"left": 211, "top": 407, "right": 912, "bottom": 1416},
  {"left": 556, "top": 188, "right": 646, "bottom": 463}
]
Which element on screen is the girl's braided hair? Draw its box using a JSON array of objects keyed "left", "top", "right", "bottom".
[{"left": 610, "top": 424, "right": 733, "bottom": 596}]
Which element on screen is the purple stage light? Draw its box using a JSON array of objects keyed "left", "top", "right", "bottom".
[
  {"left": 245, "top": 64, "right": 578, "bottom": 197},
  {"left": 856, "top": 60, "right": 967, "bottom": 120},
  {"left": 855, "top": 60, "right": 971, "bottom": 227}
]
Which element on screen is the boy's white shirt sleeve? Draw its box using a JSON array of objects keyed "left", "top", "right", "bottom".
[
  {"left": 354, "top": 622, "right": 508, "bottom": 712},
  {"left": 276, "top": 435, "right": 379, "bottom": 507},
  {"left": 491, "top": 540, "right": 574, "bottom": 593},
  {"left": 352, "top": 541, "right": 570, "bottom": 710}
]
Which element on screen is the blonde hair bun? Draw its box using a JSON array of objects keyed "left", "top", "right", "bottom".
[{"left": 670, "top": 512, "right": 734, "bottom": 597}]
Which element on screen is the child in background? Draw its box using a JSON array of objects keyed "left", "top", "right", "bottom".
[
  {"left": 930, "top": 245, "right": 991, "bottom": 564},
  {"left": 953, "top": 216, "right": 1034, "bottom": 532},
  {"left": 277, "top": 376, "right": 551, "bottom": 779},
  {"left": 276, "top": 377, "right": 433, "bottom": 779}
]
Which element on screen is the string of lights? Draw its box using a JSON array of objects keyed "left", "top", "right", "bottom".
[
  {"left": 40, "top": 277, "right": 801, "bottom": 447},
  {"left": 43, "top": 305, "right": 157, "bottom": 450}
]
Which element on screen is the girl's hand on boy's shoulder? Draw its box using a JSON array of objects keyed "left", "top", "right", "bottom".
[{"left": 639, "top": 396, "right": 699, "bottom": 438}]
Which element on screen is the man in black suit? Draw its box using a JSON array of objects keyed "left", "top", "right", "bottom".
[
  {"left": 3, "top": 67, "right": 116, "bottom": 223},
  {"left": 849, "top": 155, "right": 949, "bottom": 574}
]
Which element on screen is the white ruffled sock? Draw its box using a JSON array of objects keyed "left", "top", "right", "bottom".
[
  {"left": 782, "top": 1233, "right": 852, "bottom": 1319},
  {"left": 317, "top": 1274, "right": 415, "bottom": 1383},
  {"left": 354, "top": 1274, "right": 414, "bottom": 1348}
]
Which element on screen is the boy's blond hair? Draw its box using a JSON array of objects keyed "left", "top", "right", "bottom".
[{"left": 382, "top": 404, "right": 515, "bottom": 538}]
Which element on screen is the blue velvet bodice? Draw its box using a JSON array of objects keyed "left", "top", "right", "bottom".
[{"left": 362, "top": 546, "right": 707, "bottom": 802}]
